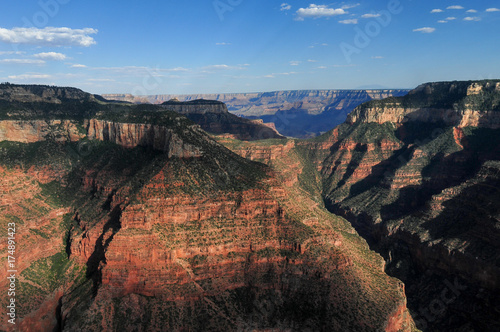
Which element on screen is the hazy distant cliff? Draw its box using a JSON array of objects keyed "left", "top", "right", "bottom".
[
  {"left": 104, "top": 89, "right": 410, "bottom": 138},
  {"left": 160, "top": 99, "right": 284, "bottom": 140}
]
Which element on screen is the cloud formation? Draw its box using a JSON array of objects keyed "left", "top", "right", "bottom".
[
  {"left": 280, "top": 3, "right": 291, "bottom": 11},
  {"left": 0, "top": 27, "right": 97, "bottom": 47},
  {"left": 361, "top": 13, "right": 381, "bottom": 18},
  {"left": 34, "top": 52, "right": 67, "bottom": 61},
  {"left": 339, "top": 19, "right": 358, "bottom": 24},
  {"left": 413, "top": 27, "right": 436, "bottom": 33},
  {"left": 486, "top": 8, "right": 500, "bottom": 12},
  {"left": 8, "top": 74, "right": 51, "bottom": 80},
  {"left": 463, "top": 16, "right": 481, "bottom": 21},
  {"left": 341, "top": 3, "right": 360, "bottom": 10},
  {"left": 447, "top": 5, "right": 464, "bottom": 10},
  {"left": 0, "top": 59, "right": 45, "bottom": 64},
  {"left": 296, "top": 4, "right": 346, "bottom": 20},
  {"left": 431, "top": 9, "right": 443, "bottom": 13}
]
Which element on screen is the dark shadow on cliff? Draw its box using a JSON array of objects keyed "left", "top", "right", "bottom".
[{"left": 86, "top": 204, "right": 122, "bottom": 296}]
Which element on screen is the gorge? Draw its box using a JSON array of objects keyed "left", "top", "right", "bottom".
[{"left": 1, "top": 80, "right": 499, "bottom": 331}]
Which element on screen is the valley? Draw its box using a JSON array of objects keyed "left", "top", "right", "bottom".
[
  {"left": 104, "top": 89, "right": 409, "bottom": 138},
  {"left": 1, "top": 80, "right": 499, "bottom": 331}
]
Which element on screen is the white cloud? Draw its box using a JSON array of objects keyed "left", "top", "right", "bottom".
[
  {"left": 94, "top": 66, "right": 189, "bottom": 75},
  {"left": 431, "top": 9, "right": 443, "bottom": 13},
  {"left": 466, "top": 9, "right": 477, "bottom": 13},
  {"left": 413, "top": 27, "right": 436, "bottom": 33},
  {"left": 486, "top": 8, "right": 500, "bottom": 12},
  {"left": 0, "top": 59, "right": 45, "bottom": 64},
  {"left": 361, "top": 13, "right": 381, "bottom": 18},
  {"left": 71, "top": 64, "right": 87, "bottom": 68},
  {"left": 438, "top": 20, "right": 448, "bottom": 23},
  {"left": 446, "top": 17, "right": 457, "bottom": 20},
  {"left": 341, "top": 3, "right": 360, "bottom": 10},
  {"left": 216, "top": 42, "right": 231, "bottom": 45},
  {"left": 289, "top": 61, "right": 300, "bottom": 66},
  {"left": 317, "top": 66, "right": 327, "bottom": 69},
  {"left": 371, "top": 56, "right": 384, "bottom": 59},
  {"left": 464, "top": 16, "right": 481, "bottom": 21},
  {"left": 87, "top": 78, "right": 115, "bottom": 82},
  {"left": 207, "top": 64, "right": 229, "bottom": 69},
  {"left": 0, "top": 27, "right": 97, "bottom": 47},
  {"left": 307, "top": 59, "right": 317, "bottom": 62},
  {"left": 8, "top": 74, "right": 51, "bottom": 80},
  {"left": 280, "top": 3, "right": 291, "bottom": 11},
  {"left": 0, "top": 51, "right": 24, "bottom": 55},
  {"left": 447, "top": 5, "right": 464, "bottom": 10},
  {"left": 34, "top": 52, "right": 67, "bottom": 61},
  {"left": 296, "top": 4, "right": 347, "bottom": 19},
  {"left": 264, "top": 71, "right": 298, "bottom": 79},
  {"left": 202, "top": 64, "right": 245, "bottom": 72},
  {"left": 339, "top": 19, "right": 358, "bottom": 24}
]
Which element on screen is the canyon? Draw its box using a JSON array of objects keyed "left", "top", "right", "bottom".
[
  {"left": 2, "top": 80, "right": 499, "bottom": 331},
  {"left": 104, "top": 89, "right": 409, "bottom": 138},
  {"left": 306, "top": 80, "right": 500, "bottom": 331},
  {"left": 0, "top": 84, "right": 415, "bottom": 331}
]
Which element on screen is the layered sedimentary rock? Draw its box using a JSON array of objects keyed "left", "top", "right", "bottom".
[
  {"left": 0, "top": 120, "right": 83, "bottom": 143},
  {"left": 0, "top": 84, "right": 415, "bottom": 331},
  {"left": 161, "top": 99, "right": 285, "bottom": 140},
  {"left": 87, "top": 119, "right": 203, "bottom": 157},
  {"left": 311, "top": 80, "right": 500, "bottom": 331},
  {"left": 104, "top": 89, "right": 410, "bottom": 138}
]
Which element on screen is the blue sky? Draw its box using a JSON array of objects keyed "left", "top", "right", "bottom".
[{"left": 0, "top": 0, "right": 499, "bottom": 95}]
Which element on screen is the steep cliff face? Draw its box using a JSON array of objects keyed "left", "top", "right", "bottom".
[
  {"left": 0, "top": 120, "right": 84, "bottom": 143},
  {"left": 104, "top": 89, "right": 410, "bottom": 138},
  {"left": 313, "top": 80, "right": 500, "bottom": 331},
  {"left": 87, "top": 119, "right": 203, "bottom": 157}
]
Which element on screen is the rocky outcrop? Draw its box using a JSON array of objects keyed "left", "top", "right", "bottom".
[
  {"left": 0, "top": 83, "right": 98, "bottom": 103},
  {"left": 87, "top": 119, "right": 203, "bottom": 157},
  {"left": 347, "top": 80, "right": 500, "bottom": 129},
  {"left": 161, "top": 99, "right": 285, "bottom": 140},
  {"left": 0, "top": 120, "right": 83, "bottom": 143},
  {"left": 346, "top": 107, "right": 500, "bottom": 129},
  {"left": 161, "top": 99, "right": 229, "bottom": 115}
]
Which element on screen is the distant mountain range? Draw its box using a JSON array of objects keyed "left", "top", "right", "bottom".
[{"left": 103, "top": 89, "right": 410, "bottom": 138}]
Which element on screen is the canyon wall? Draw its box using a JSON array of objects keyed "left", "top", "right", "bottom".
[
  {"left": 313, "top": 80, "right": 500, "bottom": 331},
  {"left": 87, "top": 119, "right": 203, "bottom": 157},
  {"left": 0, "top": 120, "right": 83, "bottom": 143}
]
